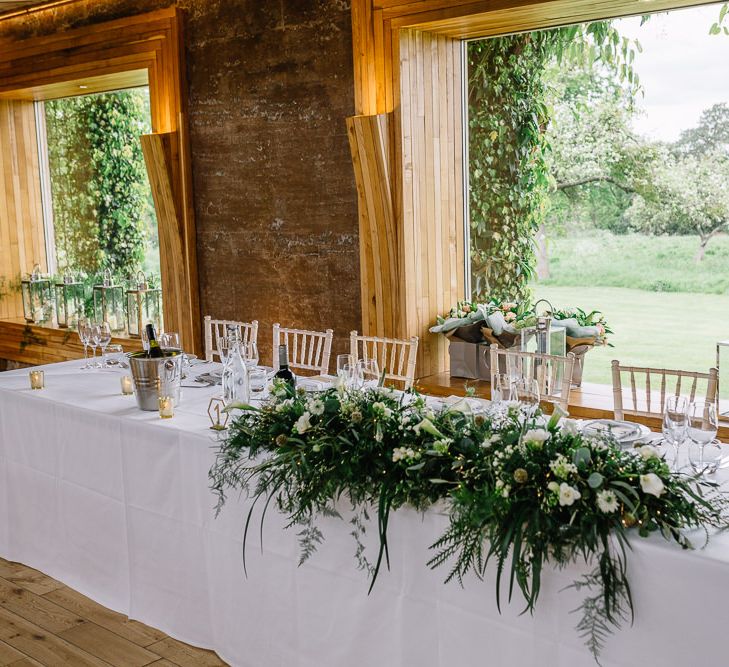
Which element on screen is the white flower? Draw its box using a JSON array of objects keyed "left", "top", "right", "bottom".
[
  {"left": 639, "top": 444, "right": 659, "bottom": 461},
  {"left": 558, "top": 482, "right": 581, "bottom": 507},
  {"left": 523, "top": 428, "right": 550, "bottom": 447},
  {"left": 502, "top": 485, "right": 511, "bottom": 498},
  {"left": 547, "top": 481, "right": 560, "bottom": 493},
  {"left": 275, "top": 398, "right": 293, "bottom": 413},
  {"left": 495, "top": 479, "right": 504, "bottom": 489},
  {"left": 549, "top": 454, "right": 577, "bottom": 479},
  {"left": 561, "top": 418, "right": 580, "bottom": 436},
  {"left": 372, "top": 401, "right": 393, "bottom": 419},
  {"left": 640, "top": 473, "right": 665, "bottom": 497},
  {"left": 294, "top": 411, "right": 312, "bottom": 434},
  {"left": 482, "top": 434, "right": 500, "bottom": 449},
  {"left": 596, "top": 490, "right": 618, "bottom": 513},
  {"left": 307, "top": 398, "right": 325, "bottom": 416}
]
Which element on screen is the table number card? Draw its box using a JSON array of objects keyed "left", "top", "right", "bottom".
[{"left": 208, "top": 397, "right": 229, "bottom": 431}]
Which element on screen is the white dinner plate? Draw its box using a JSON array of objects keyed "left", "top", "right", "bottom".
[{"left": 581, "top": 419, "right": 651, "bottom": 446}]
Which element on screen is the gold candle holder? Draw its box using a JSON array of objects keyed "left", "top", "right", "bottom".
[
  {"left": 120, "top": 375, "right": 134, "bottom": 395},
  {"left": 29, "top": 370, "right": 44, "bottom": 390},
  {"left": 158, "top": 395, "right": 174, "bottom": 419}
]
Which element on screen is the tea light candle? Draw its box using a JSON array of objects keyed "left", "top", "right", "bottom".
[
  {"left": 120, "top": 375, "right": 133, "bottom": 395},
  {"left": 29, "top": 370, "right": 44, "bottom": 390},
  {"left": 158, "top": 396, "right": 174, "bottom": 419}
]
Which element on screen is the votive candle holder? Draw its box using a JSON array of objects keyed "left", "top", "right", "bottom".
[
  {"left": 158, "top": 395, "right": 174, "bottom": 419},
  {"left": 29, "top": 370, "right": 44, "bottom": 390},
  {"left": 120, "top": 375, "right": 134, "bottom": 395}
]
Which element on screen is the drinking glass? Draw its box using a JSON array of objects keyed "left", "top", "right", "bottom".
[
  {"left": 140, "top": 327, "right": 150, "bottom": 353},
  {"left": 161, "top": 332, "right": 180, "bottom": 349},
  {"left": 358, "top": 359, "right": 380, "bottom": 388},
  {"left": 249, "top": 367, "right": 267, "bottom": 393},
  {"left": 217, "top": 335, "right": 233, "bottom": 365},
  {"left": 242, "top": 341, "right": 259, "bottom": 369},
  {"left": 97, "top": 322, "right": 112, "bottom": 367},
  {"left": 337, "top": 354, "right": 355, "bottom": 385},
  {"left": 77, "top": 320, "right": 91, "bottom": 370},
  {"left": 491, "top": 374, "right": 514, "bottom": 404},
  {"left": 687, "top": 401, "right": 718, "bottom": 472},
  {"left": 512, "top": 378, "right": 540, "bottom": 414},
  {"left": 662, "top": 395, "right": 688, "bottom": 466},
  {"left": 89, "top": 324, "right": 101, "bottom": 368},
  {"left": 689, "top": 438, "right": 723, "bottom": 475},
  {"left": 105, "top": 344, "right": 124, "bottom": 366}
]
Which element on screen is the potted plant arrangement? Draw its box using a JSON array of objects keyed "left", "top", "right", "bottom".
[{"left": 430, "top": 299, "right": 611, "bottom": 385}]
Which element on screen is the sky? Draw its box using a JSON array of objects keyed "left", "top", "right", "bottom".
[{"left": 614, "top": 3, "right": 729, "bottom": 142}]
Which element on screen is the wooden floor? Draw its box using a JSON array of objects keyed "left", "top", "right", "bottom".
[{"left": 0, "top": 558, "right": 228, "bottom": 666}]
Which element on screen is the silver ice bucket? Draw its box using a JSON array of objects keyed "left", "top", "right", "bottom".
[{"left": 128, "top": 349, "right": 183, "bottom": 411}]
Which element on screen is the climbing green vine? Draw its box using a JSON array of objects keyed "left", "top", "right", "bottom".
[{"left": 468, "top": 22, "right": 641, "bottom": 302}]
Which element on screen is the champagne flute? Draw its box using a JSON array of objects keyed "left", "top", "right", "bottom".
[
  {"left": 77, "top": 320, "right": 91, "bottom": 370},
  {"left": 687, "top": 401, "right": 718, "bottom": 473},
  {"left": 97, "top": 322, "right": 112, "bottom": 367},
  {"left": 89, "top": 324, "right": 101, "bottom": 369},
  {"left": 662, "top": 395, "right": 688, "bottom": 467}
]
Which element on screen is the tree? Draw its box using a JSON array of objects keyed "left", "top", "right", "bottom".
[
  {"left": 673, "top": 103, "right": 729, "bottom": 158},
  {"left": 625, "top": 148, "right": 729, "bottom": 261},
  {"left": 468, "top": 22, "right": 641, "bottom": 301}
]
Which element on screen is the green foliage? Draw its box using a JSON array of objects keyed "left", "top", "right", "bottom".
[
  {"left": 210, "top": 386, "right": 729, "bottom": 663},
  {"left": 709, "top": 3, "right": 729, "bottom": 35},
  {"left": 45, "top": 88, "right": 155, "bottom": 279},
  {"left": 468, "top": 22, "right": 640, "bottom": 302}
]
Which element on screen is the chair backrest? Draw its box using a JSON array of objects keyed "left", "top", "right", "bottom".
[
  {"left": 203, "top": 316, "right": 259, "bottom": 362},
  {"left": 273, "top": 324, "right": 333, "bottom": 375},
  {"left": 349, "top": 331, "right": 419, "bottom": 389},
  {"left": 611, "top": 360, "right": 718, "bottom": 420},
  {"left": 489, "top": 344, "right": 576, "bottom": 412}
]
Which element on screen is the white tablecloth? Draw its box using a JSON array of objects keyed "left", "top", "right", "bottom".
[{"left": 1, "top": 360, "right": 729, "bottom": 667}]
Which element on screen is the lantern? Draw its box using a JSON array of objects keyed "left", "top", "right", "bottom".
[
  {"left": 93, "top": 269, "right": 125, "bottom": 334},
  {"left": 54, "top": 271, "right": 85, "bottom": 329},
  {"left": 125, "top": 271, "right": 162, "bottom": 338},
  {"left": 520, "top": 300, "right": 566, "bottom": 357},
  {"left": 20, "top": 264, "right": 53, "bottom": 324}
]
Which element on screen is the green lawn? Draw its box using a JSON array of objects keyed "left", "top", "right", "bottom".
[
  {"left": 541, "top": 232, "right": 729, "bottom": 294},
  {"left": 533, "top": 286, "right": 729, "bottom": 395}
]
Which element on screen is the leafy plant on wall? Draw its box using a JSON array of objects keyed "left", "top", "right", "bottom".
[
  {"left": 45, "top": 88, "right": 154, "bottom": 280},
  {"left": 467, "top": 23, "right": 641, "bottom": 302}
]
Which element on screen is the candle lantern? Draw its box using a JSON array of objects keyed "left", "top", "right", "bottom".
[
  {"left": 520, "top": 300, "right": 566, "bottom": 357},
  {"left": 125, "top": 271, "right": 162, "bottom": 338},
  {"left": 93, "top": 269, "right": 125, "bottom": 334},
  {"left": 54, "top": 271, "right": 85, "bottom": 329},
  {"left": 21, "top": 264, "right": 53, "bottom": 324}
]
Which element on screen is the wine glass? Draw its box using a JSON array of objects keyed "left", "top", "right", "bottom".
[
  {"left": 97, "top": 322, "right": 112, "bottom": 367},
  {"left": 357, "top": 359, "right": 380, "bottom": 388},
  {"left": 161, "top": 332, "right": 180, "bottom": 349},
  {"left": 89, "top": 324, "right": 101, "bottom": 368},
  {"left": 337, "top": 354, "right": 354, "bottom": 385},
  {"left": 687, "top": 401, "right": 718, "bottom": 473},
  {"left": 217, "top": 335, "right": 233, "bottom": 366},
  {"left": 491, "top": 373, "right": 514, "bottom": 404},
  {"left": 512, "top": 378, "right": 540, "bottom": 414},
  {"left": 662, "top": 395, "right": 688, "bottom": 467},
  {"left": 105, "top": 343, "right": 124, "bottom": 366},
  {"left": 242, "top": 341, "right": 259, "bottom": 369},
  {"left": 77, "top": 320, "right": 91, "bottom": 370}
]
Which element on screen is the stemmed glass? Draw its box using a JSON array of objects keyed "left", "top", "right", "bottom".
[
  {"left": 491, "top": 373, "right": 514, "bottom": 404},
  {"left": 337, "top": 354, "right": 355, "bottom": 387},
  {"left": 161, "top": 332, "right": 180, "bottom": 349},
  {"left": 357, "top": 359, "right": 380, "bottom": 388},
  {"left": 687, "top": 401, "right": 719, "bottom": 474},
  {"left": 97, "top": 322, "right": 112, "bottom": 368},
  {"left": 77, "top": 320, "right": 92, "bottom": 370},
  {"left": 513, "top": 377, "right": 540, "bottom": 414},
  {"left": 242, "top": 341, "right": 259, "bottom": 370},
  {"left": 662, "top": 395, "right": 688, "bottom": 467},
  {"left": 89, "top": 324, "right": 101, "bottom": 369}
]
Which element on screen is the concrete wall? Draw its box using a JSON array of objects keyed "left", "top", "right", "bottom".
[{"left": 0, "top": 0, "right": 361, "bottom": 364}]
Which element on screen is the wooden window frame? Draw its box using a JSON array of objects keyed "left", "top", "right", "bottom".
[
  {"left": 349, "top": 0, "right": 718, "bottom": 376},
  {"left": 0, "top": 6, "right": 200, "bottom": 361}
]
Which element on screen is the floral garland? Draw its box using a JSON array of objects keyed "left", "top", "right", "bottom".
[{"left": 210, "top": 382, "right": 729, "bottom": 663}]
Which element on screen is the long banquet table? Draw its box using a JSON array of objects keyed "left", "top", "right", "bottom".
[{"left": 2, "top": 360, "right": 729, "bottom": 667}]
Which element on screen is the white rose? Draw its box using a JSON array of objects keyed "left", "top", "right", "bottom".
[
  {"left": 295, "top": 411, "right": 312, "bottom": 434},
  {"left": 640, "top": 473, "right": 665, "bottom": 497},
  {"left": 639, "top": 444, "right": 659, "bottom": 461},
  {"left": 558, "top": 482, "right": 581, "bottom": 507},
  {"left": 523, "top": 429, "right": 550, "bottom": 447}
]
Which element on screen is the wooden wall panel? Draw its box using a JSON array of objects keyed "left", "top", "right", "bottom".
[{"left": 0, "top": 98, "right": 46, "bottom": 320}]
